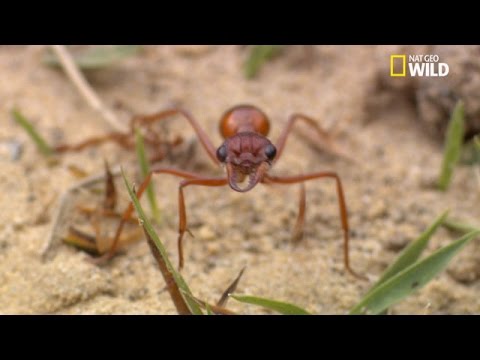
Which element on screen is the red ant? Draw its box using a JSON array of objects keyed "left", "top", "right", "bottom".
[
  {"left": 92, "top": 105, "right": 364, "bottom": 279},
  {"left": 53, "top": 113, "right": 183, "bottom": 164}
]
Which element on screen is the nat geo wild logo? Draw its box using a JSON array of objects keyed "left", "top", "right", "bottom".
[{"left": 390, "top": 54, "right": 449, "bottom": 77}]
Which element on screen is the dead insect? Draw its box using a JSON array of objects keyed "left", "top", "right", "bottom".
[{"left": 63, "top": 161, "right": 143, "bottom": 255}]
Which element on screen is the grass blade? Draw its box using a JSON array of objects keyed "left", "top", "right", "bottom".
[
  {"left": 11, "top": 109, "right": 53, "bottom": 156},
  {"left": 44, "top": 45, "right": 141, "bottom": 70},
  {"left": 135, "top": 129, "right": 161, "bottom": 224},
  {"left": 181, "top": 292, "right": 237, "bottom": 315},
  {"left": 438, "top": 100, "right": 465, "bottom": 191},
  {"left": 230, "top": 294, "right": 311, "bottom": 315},
  {"left": 123, "top": 171, "right": 202, "bottom": 315},
  {"left": 367, "top": 210, "right": 449, "bottom": 294},
  {"left": 350, "top": 230, "right": 480, "bottom": 315},
  {"left": 217, "top": 267, "right": 246, "bottom": 307},
  {"left": 244, "top": 45, "right": 283, "bottom": 79},
  {"left": 443, "top": 218, "right": 480, "bottom": 234},
  {"left": 205, "top": 303, "right": 214, "bottom": 315},
  {"left": 144, "top": 228, "right": 191, "bottom": 314}
]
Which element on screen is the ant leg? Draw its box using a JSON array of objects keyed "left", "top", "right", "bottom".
[
  {"left": 56, "top": 108, "right": 218, "bottom": 161},
  {"left": 131, "top": 109, "right": 220, "bottom": 166},
  {"left": 292, "top": 183, "right": 306, "bottom": 242},
  {"left": 264, "top": 172, "right": 366, "bottom": 280},
  {"left": 54, "top": 132, "right": 131, "bottom": 153},
  {"left": 274, "top": 113, "right": 347, "bottom": 164},
  {"left": 177, "top": 177, "right": 229, "bottom": 269},
  {"left": 92, "top": 166, "right": 211, "bottom": 265}
]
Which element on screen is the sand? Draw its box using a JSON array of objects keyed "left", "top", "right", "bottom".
[{"left": 1, "top": 45, "right": 480, "bottom": 314}]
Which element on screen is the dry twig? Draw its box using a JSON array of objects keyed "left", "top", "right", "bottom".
[{"left": 50, "top": 45, "right": 128, "bottom": 132}]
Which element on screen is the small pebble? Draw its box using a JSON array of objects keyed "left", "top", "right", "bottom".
[
  {"left": 384, "top": 224, "right": 418, "bottom": 251},
  {"left": 0, "top": 140, "right": 23, "bottom": 161},
  {"left": 366, "top": 199, "right": 387, "bottom": 220},
  {"left": 205, "top": 242, "right": 220, "bottom": 256},
  {"left": 448, "top": 260, "right": 480, "bottom": 284},
  {"left": 198, "top": 225, "right": 216, "bottom": 241},
  {"left": 385, "top": 231, "right": 410, "bottom": 251}
]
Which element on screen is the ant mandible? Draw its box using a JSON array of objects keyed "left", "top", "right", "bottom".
[{"left": 95, "top": 104, "right": 365, "bottom": 280}]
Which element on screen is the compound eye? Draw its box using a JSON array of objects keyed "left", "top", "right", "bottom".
[
  {"left": 264, "top": 144, "right": 277, "bottom": 161},
  {"left": 216, "top": 145, "right": 228, "bottom": 162}
]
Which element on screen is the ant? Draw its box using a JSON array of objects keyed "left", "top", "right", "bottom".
[
  {"left": 92, "top": 104, "right": 365, "bottom": 280},
  {"left": 53, "top": 112, "right": 183, "bottom": 164}
]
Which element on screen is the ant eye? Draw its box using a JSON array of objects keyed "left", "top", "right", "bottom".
[
  {"left": 265, "top": 144, "right": 277, "bottom": 160},
  {"left": 216, "top": 145, "right": 228, "bottom": 162}
]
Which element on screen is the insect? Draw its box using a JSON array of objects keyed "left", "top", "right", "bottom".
[
  {"left": 47, "top": 112, "right": 184, "bottom": 257},
  {"left": 53, "top": 112, "right": 184, "bottom": 164},
  {"left": 62, "top": 161, "right": 145, "bottom": 256},
  {"left": 94, "top": 104, "right": 365, "bottom": 279}
]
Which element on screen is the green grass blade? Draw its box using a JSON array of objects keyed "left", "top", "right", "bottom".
[
  {"left": 135, "top": 129, "right": 161, "bottom": 224},
  {"left": 350, "top": 230, "right": 480, "bottom": 315},
  {"left": 443, "top": 218, "right": 480, "bottom": 233},
  {"left": 205, "top": 303, "right": 214, "bottom": 315},
  {"left": 438, "top": 100, "right": 465, "bottom": 191},
  {"left": 11, "top": 109, "right": 53, "bottom": 156},
  {"left": 44, "top": 45, "right": 141, "bottom": 69},
  {"left": 230, "top": 294, "right": 311, "bottom": 315},
  {"left": 123, "top": 171, "right": 202, "bottom": 315},
  {"left": 181, "top": 291, "right": 238, "bottom": 315},
  {"left": 367, "top": 210, "right": 449, "bottom": 294},
  {"left": 244, "top": 45, "right": 283, "bottom": 79}
]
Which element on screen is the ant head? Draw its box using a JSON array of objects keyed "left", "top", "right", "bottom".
[
  {"left": 219, "top": 105, "right": 270, "bottom": 139},
  {"left": 216, "top": 132, "right": 276, "bottom": 192}
]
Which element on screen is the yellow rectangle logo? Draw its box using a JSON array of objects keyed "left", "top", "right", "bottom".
[{"left": 390, "top": 55, "right": 406, "bottom": 77}]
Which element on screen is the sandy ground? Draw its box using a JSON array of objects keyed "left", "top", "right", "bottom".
[{"left": 1, "top": 45, "right": 480, "bottom": 314}]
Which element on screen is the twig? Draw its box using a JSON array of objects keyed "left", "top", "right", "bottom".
[
  {"left": 41, "top": 165, "right": 122, "bottom": 259},
  {"left": 50, "top": 45, "right": 128, "bottom": 133}
]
